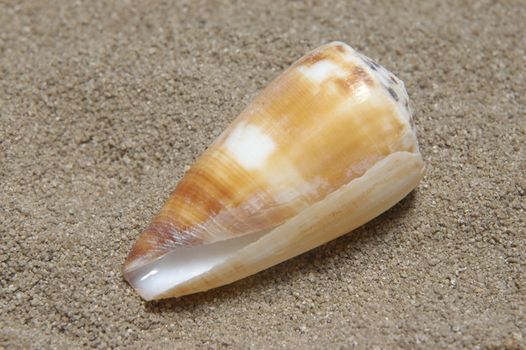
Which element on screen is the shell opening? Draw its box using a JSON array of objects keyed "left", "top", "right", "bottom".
[{"left": 124, "top": 229, "right": 270, "bottom": 300}]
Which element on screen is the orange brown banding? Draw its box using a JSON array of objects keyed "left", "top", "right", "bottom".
[
  {"left": 159, "top": 152, "right": 258, "bottom": 225},
  {"left": 334, "top": 66, "right": 374, "bottom": 93}
]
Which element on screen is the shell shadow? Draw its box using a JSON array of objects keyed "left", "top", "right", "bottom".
[{"left": 143, "top": 189, "right": 420, "bottom": 314}]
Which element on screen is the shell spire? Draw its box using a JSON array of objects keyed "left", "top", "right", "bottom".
[{"left": 124, "top": 42, "right": 424, "bottom": 300}]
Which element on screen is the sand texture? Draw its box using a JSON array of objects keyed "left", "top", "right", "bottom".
[{"left": 1, "top": 1, "right": 525, "bottom": 349}]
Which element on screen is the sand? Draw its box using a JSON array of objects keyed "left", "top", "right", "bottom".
[{"left": 1, "top": 0, "right": 525, "bottom": 349}]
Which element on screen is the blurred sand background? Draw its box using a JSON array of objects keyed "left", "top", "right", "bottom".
[{"left": 1, "top": 0, "right": 525, "bottom": 348}]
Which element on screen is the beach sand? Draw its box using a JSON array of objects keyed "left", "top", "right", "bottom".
[{"left": 1, "top": 1, "right": 525, "bottom": 348}]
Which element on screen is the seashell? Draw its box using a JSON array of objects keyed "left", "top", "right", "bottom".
[{"left": 124, "top": 41, "right": 424, "bottom": 300}]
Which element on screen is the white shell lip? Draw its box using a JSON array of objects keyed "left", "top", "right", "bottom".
[{"left": 124, "top": 230, "right": 268, "bottom": 301}]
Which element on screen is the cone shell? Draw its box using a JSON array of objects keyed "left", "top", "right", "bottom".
[{"left": 124, "top": 42, "right": 424, "bottom": 300}]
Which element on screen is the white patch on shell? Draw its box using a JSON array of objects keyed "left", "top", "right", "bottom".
[
  {"left": 223, "top": 123, "right": 276, "bottom": 170},
  {"left": 299, "top": 60, "right": 345, "bottom": 83}
]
